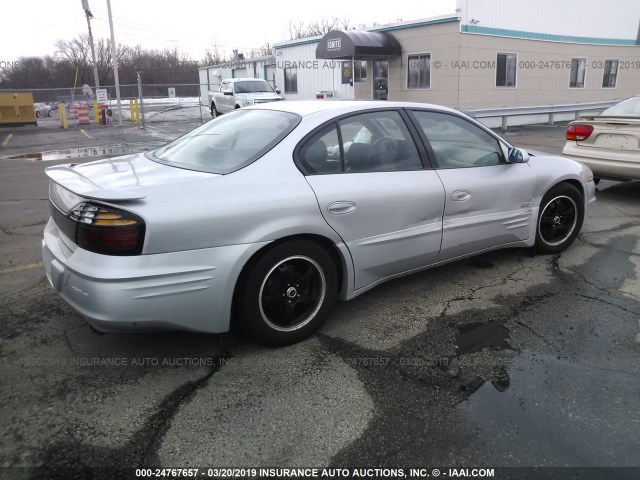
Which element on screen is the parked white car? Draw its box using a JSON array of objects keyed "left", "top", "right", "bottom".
[
  {"left": 35, "top": 103, "right": 52, "bottom": 118},
  {"left": 210, "top": 78, "right": 283, "bottom": 117}
]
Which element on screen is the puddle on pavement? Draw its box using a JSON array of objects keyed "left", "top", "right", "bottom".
[
  {"left": 455, "top": 321, "right": 511, "bottom": 354},
  {"left": 453, "top": 321, "right": 513, "bottom": 396},
  {"left": 1, "top": 145, "right": 150, "bottom": 161}
]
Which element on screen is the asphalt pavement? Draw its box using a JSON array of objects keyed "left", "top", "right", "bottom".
[{"left": 0, "top": 118, "right": 638, "bottom": 479}]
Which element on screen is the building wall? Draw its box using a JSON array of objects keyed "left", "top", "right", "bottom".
[
  {"left": 362, "top": 23, "right": 640, "bottom": 110},
  {"left": 274, "top": 42, "right": 355, "bottom": 100},
  {"left": 454, "top": 34, "right": 640, "bottom": 109},
  {"left": 371, "top": 21, "right": 462, "bottom": 106},
  {"left": 456, "top": 0, "right": 639, "bottom": 44}
]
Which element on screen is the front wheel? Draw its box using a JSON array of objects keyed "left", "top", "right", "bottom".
[
  {"left": 237, "top": 240, "right": 337, "bottom": 346},
  {"left": 535, "top": 183, "right": 584, "bottom": 254}
]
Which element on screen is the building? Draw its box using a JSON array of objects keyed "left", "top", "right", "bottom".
[{"left": 272, "top": 0, "right": 640, "bottom": 117}]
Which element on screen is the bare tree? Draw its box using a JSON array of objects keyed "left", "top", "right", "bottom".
[
  {"left": 288, "top": 17, "right": 357, "bottom": 39},
  {"left": 201, "top": 46, "right": 224, "bottom": 67}
]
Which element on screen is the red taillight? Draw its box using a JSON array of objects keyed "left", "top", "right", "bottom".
[
  {"left": 71, "top": 203, "right": 145, "bottom": 256},
  {"left": 566, "top": 124, "right": 594, "bottom": 141}
]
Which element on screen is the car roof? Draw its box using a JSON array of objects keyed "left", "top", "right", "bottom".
[
  {"left": 250, "top": 100, "right": 463, "bottom": 117},
  {"left": 224, "top": 78, "right": 268, "bottom": 82}
]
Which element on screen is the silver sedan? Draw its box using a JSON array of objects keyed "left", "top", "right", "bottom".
[{"left": 42, "top": 101, "right": 596, "bottom": 345}]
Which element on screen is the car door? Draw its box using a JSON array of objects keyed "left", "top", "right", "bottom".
[
  {"left": 298, "top": 109, "right": 445, "bottom": 291},
  {"left": 224, "top": 81, "right": 235, "bottom": 112},
  {"left": 217, "top": 81, "right": 228, "bottom": 112},
  {"left": 409, "top": 109, "right": 535, "bottom": 260}
]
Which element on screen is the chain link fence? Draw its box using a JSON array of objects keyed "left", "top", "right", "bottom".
[{"left": 0, "top": 82, "right": 211, "bottom": 127}]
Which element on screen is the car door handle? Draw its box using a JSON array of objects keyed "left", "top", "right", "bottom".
[
  {"left": 327, "top": 201, "right": 356, "bottom": 215},
  {"left": 451, "top": 190, "right": 471, "bottom": 202}
]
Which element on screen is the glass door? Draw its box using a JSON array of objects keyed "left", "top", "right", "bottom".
[{"left": 372, "top": 59, "right": 388, "bottom": 100}]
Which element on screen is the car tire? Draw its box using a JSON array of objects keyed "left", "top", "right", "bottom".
[
  {"left": 237, "top": 240, "right": 337, "bottom": 346},
  {"left": 535, "top": 183, "right": 584, "bottom": 254},
  {"left": 47, "top": 111, "right": 51, "bottom": 117},
  {"left": 36, "top": 111, "right": 40, "bottom": 118},
  {"left": 211, "top": 103, "right": 218, "bottom": 118}
]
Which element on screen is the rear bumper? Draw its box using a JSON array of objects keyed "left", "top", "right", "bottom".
[
  {"left": 562, "top": 143, "right": 640, "bottom": 181},
  {"left": 42, "top": 218, "right": 268, "bottom": 333}
]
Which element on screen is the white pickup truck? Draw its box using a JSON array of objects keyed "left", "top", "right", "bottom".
[{"left": 209, "top": 78, "right": 284, "bottom": 117}]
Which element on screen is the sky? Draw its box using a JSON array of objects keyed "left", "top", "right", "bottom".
[{"left": 2, "top": 0, "right": 456, "bottom": 62}]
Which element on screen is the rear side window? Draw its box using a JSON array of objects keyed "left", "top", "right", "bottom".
[
  {"left": 298, "top": 124, "right": 341, "bottom": 174},
  {"left": 298, "top": 110, "right": 423, "bottom": 175},
  {"left": 149, "top": 110, "right": 300, "bottom": 174}
]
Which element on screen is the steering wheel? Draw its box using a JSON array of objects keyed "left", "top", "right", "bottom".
[{"left": 373, "top": 136, "right": 398, "bottom": 157}]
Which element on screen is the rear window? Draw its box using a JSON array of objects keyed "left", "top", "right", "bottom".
[
  {"left": 148, "top": 110, "right": 300, "bottom": 174},
  {"left": 601, "top": 97, "right": 640, "bottom": 116}
]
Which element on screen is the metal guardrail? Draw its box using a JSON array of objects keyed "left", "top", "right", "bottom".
[{"left": 466, "top": 100, "right": 620, "bottom": 130}]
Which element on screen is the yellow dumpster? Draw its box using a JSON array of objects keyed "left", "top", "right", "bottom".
[{"left": 0, "top": 93, "right": 38, "bottom": 127}]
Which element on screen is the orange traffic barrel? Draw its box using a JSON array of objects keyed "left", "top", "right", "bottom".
[{"left": 77, "top": 105, "right": 90, "bottom": 125}]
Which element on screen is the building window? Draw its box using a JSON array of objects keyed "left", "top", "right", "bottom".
[
  {"left": 602, "top": 59, "right": 618, "bottom": 88},
  {"left": 407, "top": 54, "right": 431, "bottom": 89},
  {"left": 284, "top": 67, "right": 297, "bottom": 94},
  {"left": 354, "top": 61, "right": 367, "bottom": 83},
  {"left": 341, "top": 61, "right": 367, "bottom": 84},
  {"left": 569, "top": 58, "right": 586, "bottom": 88},
  {"left": 496, "top": 53, "right": 517, "bottom": 87}
]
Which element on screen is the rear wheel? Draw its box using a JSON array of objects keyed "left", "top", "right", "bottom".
[
  {"left": 36, "top": 111, "right": 40, "bottom": 118},
  {"left": 237, "top": 240, "right": 337, "bottom": 346},
  {"left": 535, "top": 183, "right": 584, "bottom": 254},
  {"left": 211, "top": 102, "right": 218, "bottom": 118}
]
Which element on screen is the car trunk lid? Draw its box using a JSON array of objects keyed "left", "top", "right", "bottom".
[
  {"left": 45, "top": 153, "right": 216, "bottom": 203},
  {"left": 571, "top": 117, "right": 640, "bottom": 152}
]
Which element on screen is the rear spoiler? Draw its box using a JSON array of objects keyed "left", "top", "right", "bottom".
[
  {"left": 575, "top": 115, "right": 640, "bottom": 122},
  {"left": 45, "top": 164, "right": 146, "bottom": 201}
]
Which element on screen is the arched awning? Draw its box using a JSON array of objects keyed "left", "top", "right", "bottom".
[{"left": 315, "top": 30, "right": 401, "bottom": 60}]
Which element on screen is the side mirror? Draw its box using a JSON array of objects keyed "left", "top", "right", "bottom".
[
  {"left": 275, "top": 89, "right": 281, "bottom": 94},
  {"left": 223, "top": 90, "right": 233, "bottom": 96},
  {"left": 507, "top": 147, "right": 530, "bottom": 164}
]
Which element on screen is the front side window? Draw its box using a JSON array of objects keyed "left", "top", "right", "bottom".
[
  {"left": 297, "top": 110, "right": 423, "bottom": 175},
  {"left": 150, "top": 110, "right": 300, "bottom": 174},
  {"left": 412, "top": 111, "right": 505, "bottom": 168},
  {"left": 570, "top": 58, "right": 587, "bottom": 88},
  {"left": 407, "top": 54, "right": 431, "bottom": 89},
  {"left": 496, "top": 53, "right": 517, "bottom": 87},
  {"left": 602, "top": 59, "right": 619, "bottom": 88},
  {"left": 284, "top": 68, "right": 297, "bottom": 93}
]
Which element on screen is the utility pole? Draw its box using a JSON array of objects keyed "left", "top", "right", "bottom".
[
  {"left": 106, "top": 0, "right": 123, "bottom": 125},
  {"left": 137, "top": 72, "right": 146, "bottom": 128},
  {"left": 81, "top": 0, "right": 100, "bottom": 89}
]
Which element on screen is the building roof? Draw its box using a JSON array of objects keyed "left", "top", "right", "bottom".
[{"left": 273, "top": 15, "right": 460, "bottom": 49}]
